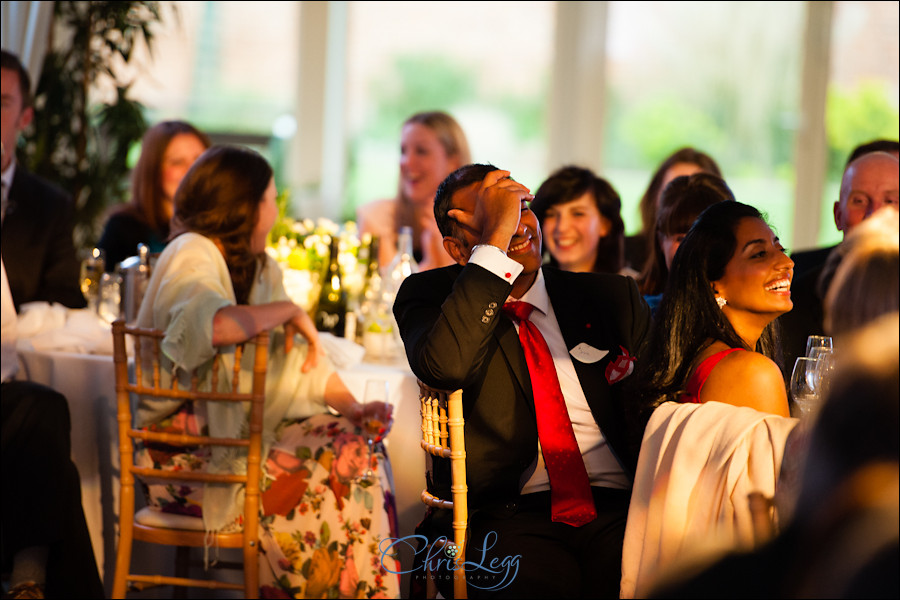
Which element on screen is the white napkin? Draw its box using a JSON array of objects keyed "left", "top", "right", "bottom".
[
  {"left": 15, "top": 302, "right": 113, "bottom": 355},
  {"left": 319, "top": 331, "right": 366, "bottom": 369},
  {"left": 16, "top": 301, "right": 67, "bottom": 338}
]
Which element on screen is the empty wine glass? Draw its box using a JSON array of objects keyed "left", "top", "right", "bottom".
[
  {"left": 805, "top": 335, "right": 833, "bottom": 358},
  {"left": 356, "top": 379, "right": 388, "bottom": 486},
  {"left": 790, "top": 357, "right": 821, "bottom": 417},
  {"left": 815, "top": 350, "right": 837, "bottom": 398},
  {"left": 97, "top": 272, "right": 122, "bottom": 324},
  {"left": 807, "top": 346, "right": 834, "bottom": 389}
]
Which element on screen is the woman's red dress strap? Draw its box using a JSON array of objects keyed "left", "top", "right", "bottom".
[{"left": 679, "top": 348, "right": 745, "bottom": 403}]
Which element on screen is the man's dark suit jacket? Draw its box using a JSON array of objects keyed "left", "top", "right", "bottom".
[
  {"left": 788, "top": 244, "right": 837, "bottom": 281},
  {"left": 1, "top": 166, "right": 85, "bottom": 311},
  {"left": 777, "top": 244, "right": 839, "bottom": 385},
  {"left": 393, "top": 262, "right": 652, "bottom": 519}
]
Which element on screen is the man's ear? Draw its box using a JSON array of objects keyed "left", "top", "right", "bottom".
[
  {"left": 442, "top": 236, "right": 469, "bottom": 266},
  {"left": 16, "top": 106, "right": 33, "bottom": 134},
  {"left": 833, "top": 200, "right": 844, "bottom": 232}
]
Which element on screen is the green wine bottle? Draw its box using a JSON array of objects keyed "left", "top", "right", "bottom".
[{"left": 314, "top": 236, "right": 347, "bottom": 336}]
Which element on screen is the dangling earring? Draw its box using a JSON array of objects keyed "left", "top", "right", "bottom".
[{"left": 716, "top": 296, "right": 727, "bottom": 309}]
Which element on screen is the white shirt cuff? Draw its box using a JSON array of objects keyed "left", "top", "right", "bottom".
[{"left": 469, "top": 245, "right": 523, "bottom": 285}]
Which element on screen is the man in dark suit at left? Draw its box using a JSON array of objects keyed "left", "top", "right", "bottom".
[
  {"left": 1, "top": 49, "right": 85, "bottom": 312},
  {"left": 394, "top": 164, "right": 651, "bottom": 598}
]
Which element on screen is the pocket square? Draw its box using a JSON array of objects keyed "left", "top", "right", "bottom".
[{"left": 605, "top": 345, "right": 635, "bottom": 384}]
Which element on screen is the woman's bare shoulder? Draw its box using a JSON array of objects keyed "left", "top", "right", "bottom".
[
  {"left": 356, "top": 198, "right": 397, "bottom": 234},
  {"left": 702, "top": 350, "right": 791, "bottom": 416}
]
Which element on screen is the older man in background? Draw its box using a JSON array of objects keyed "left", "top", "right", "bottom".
[{"left": 779, "top": 150, "right": 899, "bottom": 388}]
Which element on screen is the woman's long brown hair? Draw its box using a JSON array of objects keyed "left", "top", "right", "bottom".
[{"left": 171, "top": 146, "right": 273, "bottom": 304}]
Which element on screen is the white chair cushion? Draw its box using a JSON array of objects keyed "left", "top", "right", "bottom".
[
  {"left": 134, "top": 506, "right": 245, "bottom": 532},
  {"left": 134, "top": 506, "right": 207, "bottom": 531}
]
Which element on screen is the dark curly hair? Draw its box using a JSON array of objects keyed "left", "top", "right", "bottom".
[
  {"left": 433, "top": 163, "right": 501, "bottom": 243},
  {"left": 531, "top": 165, "right": 625, "bottom": 274}
]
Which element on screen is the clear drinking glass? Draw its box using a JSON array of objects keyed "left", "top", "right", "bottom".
[
  {"left": 805, "top": 335, "right": 833, "bottom": 357},
  {"left": 807, "top": 346, "right": 834, "bottom": 389},
  {"left": 97, "top": 272, "right": 122, "bottom": 324},
  {"left": 356, "top": 379, "right": 388, "bottom": 485},
  {"left": 790, "top": 357, "right": 820, "bottom": 417},
  {"left": 814, "top": 350, "right": 837, "bottom": 399}
]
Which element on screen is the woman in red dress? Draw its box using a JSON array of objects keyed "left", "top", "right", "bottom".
[{"left": 629, "top": 199, "right": 793, "bottom": 439}]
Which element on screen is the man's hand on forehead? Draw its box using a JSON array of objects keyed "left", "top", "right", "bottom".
[{"left": 480, "top": 170, "right": 533, "bottom": 197}]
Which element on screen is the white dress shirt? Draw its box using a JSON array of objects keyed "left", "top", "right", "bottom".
[
  {"left": 1, "top": 159, "right": 15, "bottom": 225},
  {"left": 469, "top": 246, "right": 630, "bottom": 491},
  {"left": 1, "top": 258, "right": 19, "bottom": 382}
]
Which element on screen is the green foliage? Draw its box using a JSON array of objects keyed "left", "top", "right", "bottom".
[
  {"left": 496, "top": 88, "right": 547, "bottom": 142},
  {"left": 345, "top": 52, "right": 547, "bottom": 215},
  {"left": 21, "top": 1, "right": 163, "bottom": 249},
  {"left": 616, "top": 95, "right": 725, "bottom": 167},
  {"left": 268, "top": 189, "right": 294, "bottom": 242},
  {"left": 825, "top": 81, "right": 900, "bottom": 179},
  {"left": 363, "top": 54, "right": 477, "bottom": 139}
]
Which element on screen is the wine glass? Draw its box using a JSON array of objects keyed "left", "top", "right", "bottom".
[
  {"left": 356, "top": 379, "right": 389, "bottom": 485},
  {"left": 80, "top": 247, "right": 105, "bottom": 311},
  {"left": 97, "top": 272, "right": 122, "bottom": 324},
  {"left": 790, "top": 357, "right": 821, "bottom": 417},
  {"left": 805, "top": 335, "right": 833, "bottom": 358},
  {"left": 806, "top": 346, "right": 834, "bottom": 388},
  {"left": 815, "top": 350, "right": 837, "bottom": 398}
]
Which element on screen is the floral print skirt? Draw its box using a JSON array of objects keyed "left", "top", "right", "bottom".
[{"left": 135, "top": 408, "right": 401, "bottom": 598}]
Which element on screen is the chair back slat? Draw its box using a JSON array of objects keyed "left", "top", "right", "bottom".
[
  {"left": 133, "top": 335, "right": 143, "bottom": 388},
  {"left": 232, "top": 344, "right": 242, "bottom": 392},
  {"left": 151, "top": 337, "right": 161, "bottom": 389},
  {"left": 210, "top": 353, "right": 219, "bottom": 392},
  {"left": 439, "top": 403, "right": 449, "bottom": 450},
  {"left": 422, "top": 394, "right": 433, "bottom": 446},
  {"left": 131, "top": 430, "right": 252, "bottom": 447}
]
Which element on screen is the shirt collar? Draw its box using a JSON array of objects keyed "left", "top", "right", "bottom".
[
  {"left": 1, "top": 158, "right": 16, "bottom": 191},
  {"left": 1, "top": 159, "right": 15, "bottom": 224},
  {"left": 507, "top": 268, "right": 550, "bottom": 317}
]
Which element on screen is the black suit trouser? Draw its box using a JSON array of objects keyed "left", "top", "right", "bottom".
[
  {"left": 1, "top": 380, "right": 104, "bottom": 598},
  {"left": 421, "top": 486, "right": 630, "bottom": 599}
]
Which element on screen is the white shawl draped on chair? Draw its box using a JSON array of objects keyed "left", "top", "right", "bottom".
[{"left": 620, "top": 401, "right": 799, "bottom": 599}]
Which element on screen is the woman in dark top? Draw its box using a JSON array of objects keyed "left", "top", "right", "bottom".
[
  {"left": 624, "top": 147, "right": 721, "bottom": 273},
  {"left": 97, "top": 120, "right": 209, "bottom": 269},
  {"left": 639, "top": 172, "right": 734, "bottom": 314}
]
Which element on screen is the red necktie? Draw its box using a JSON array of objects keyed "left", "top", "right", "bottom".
[{"left": 503, "top": 301, "right": 597, "bottom": 527}]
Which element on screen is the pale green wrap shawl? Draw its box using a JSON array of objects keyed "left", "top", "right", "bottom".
[{"left": 134, "top": 232, "right": 332, "bottom": 534}]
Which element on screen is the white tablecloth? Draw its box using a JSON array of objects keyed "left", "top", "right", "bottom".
[{"left": 16, "top": 347, "right": 425, "bottom": 598}]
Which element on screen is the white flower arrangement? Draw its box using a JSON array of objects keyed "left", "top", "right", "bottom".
[{"left": 266, "top": 191, "right": 365, "bottom": 311}]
